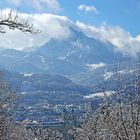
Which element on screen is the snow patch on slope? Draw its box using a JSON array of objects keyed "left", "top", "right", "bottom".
[
  {"left": 23, "top": 73, "right": 34, "bottom": 77},
  {"left": 86, "top": 62, "right": 106, "bottom": 70},
  {"left": 103, "top": 72, "right": 113, "bottom": 80},
  {"left": 84, "top": 91, "right": 114, "bottom": 99}
]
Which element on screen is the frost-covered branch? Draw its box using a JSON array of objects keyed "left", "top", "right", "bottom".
[{"left": 0, "top": 10, "right": 39, "bottom": 33}]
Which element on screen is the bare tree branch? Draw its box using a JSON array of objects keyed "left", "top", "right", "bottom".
[{"left": 0, "top": 10, "right": 39, "bottom": 34}]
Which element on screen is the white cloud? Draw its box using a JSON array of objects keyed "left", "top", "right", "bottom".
[
  {"left": 27, "top": 0, "right": 43, "bottom": 11},
  {"left": 6, "top": 0, "right": 62, "bottom": 13},
  {"left": 78, "top": 4, "right": 98, "bottom": 14},
  {"left": 76, "top": 21, "right": 140, "bottom": 56},
  {"left": 28, "top": 0, "right": 62, "bottom": 13},
  {"left": 136, "top": 35, "right": 140, "bottom": 41},
  {"left": 44, "top": 0, "right": 62, "bottom": 13},
  {"left": 6, "top": 0, "right": 21, "bottom": 6},
  {"left": 0, "top": 9, "right": 71, "bottom": 50}
]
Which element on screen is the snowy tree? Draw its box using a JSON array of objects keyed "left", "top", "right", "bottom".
[
  {"left": 73, "top": 62, "right": 140, "bottom": 140},
  {"left": 29, "top": 123, "right": 64, "bottom": 140},
  {"left": 0, "top": 70, "right": 34, "bottom": 139},
  {"left": 0, "top": 9, "right": 40, "bottom": 139}
]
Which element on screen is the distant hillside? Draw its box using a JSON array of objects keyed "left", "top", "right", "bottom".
[{"left": 5, "top": 71, "right": 91, "bottom": 94}]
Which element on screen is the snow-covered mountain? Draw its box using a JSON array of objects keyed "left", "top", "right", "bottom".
[{"left": 0, "top": 27, "right": 131, "bottom": 86}]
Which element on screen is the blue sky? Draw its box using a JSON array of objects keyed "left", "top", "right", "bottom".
[
  {"left": 61, "top": 0, "right": 140, "bottom": 37},
  {"left": 0, "top": 0, "right": 140, "bottom": 36}
]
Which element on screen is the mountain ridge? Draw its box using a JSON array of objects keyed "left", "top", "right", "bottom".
[{"left": 0, "top": 27, "right": 131, "bottom": 86}]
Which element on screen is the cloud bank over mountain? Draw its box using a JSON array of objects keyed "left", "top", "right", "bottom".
[
  {"left": 0, "top": 9, "right": 140, "bottom": 55},
  {"left": 0, "top": 9, "right": 71, "bottom": 50},
  {"left": 76, "top": 21, "right": 140, "bottom": 56}
]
